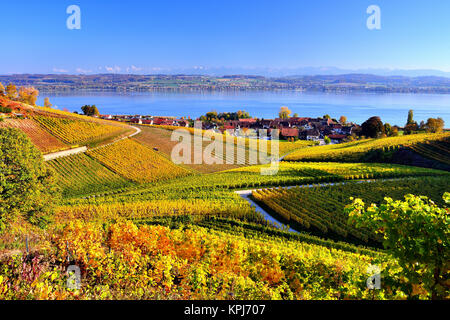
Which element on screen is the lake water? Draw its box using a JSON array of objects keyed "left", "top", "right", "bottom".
[{"left": 37, "top": 91, "right": 450, "bottom": 127}]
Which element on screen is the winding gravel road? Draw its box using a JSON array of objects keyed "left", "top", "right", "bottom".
[{"left": 43, "top": 125, "right": 141, "bottom": 161}]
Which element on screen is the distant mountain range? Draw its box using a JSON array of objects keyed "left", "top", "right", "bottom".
[{"left": 154, "top": 66, "right": 450, "bottom": 78}]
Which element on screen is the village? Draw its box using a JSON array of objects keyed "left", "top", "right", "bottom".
[{"left": 100, "top": 113, "right": 360, "bottom": 144}]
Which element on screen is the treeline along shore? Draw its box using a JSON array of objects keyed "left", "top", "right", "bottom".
[{"left": 2, "top": 73, "right": 450, "bottom": 93}]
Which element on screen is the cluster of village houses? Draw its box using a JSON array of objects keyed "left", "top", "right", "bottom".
[{"left": 100, "top": 114, "right": 359, "bottom": 144}]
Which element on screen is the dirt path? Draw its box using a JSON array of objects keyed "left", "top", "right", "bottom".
[
  {"left": 43, "top": 125, "right": 141, "bottom": 161},
  {"left": 43, "top": 146, "right": 88, "bottom": 161},
  {"left": 236, "top": 190, "right": 299, "bottom": 233},
  {"left": 236, "top": 178, "right": 404, "bottom": 233}
]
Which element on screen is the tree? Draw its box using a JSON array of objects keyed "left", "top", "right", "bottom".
[
  {"left": 205, "top": 111, "right": 218, "bottom": 121},
  {"left": 407, "top": 109, "right": 415, "bottom": 125},
  {"left": 339, "top": 116, "right": 347, "bottom": 125},
  {"left": 0, "top": 82, "right": 5, "bottom": 96},
  {"left": 384, "top": 123, "right": 392, "bottom": 136},
  {"left": 404, "top": 122, "right": 419, "bottom": 135},
  {"left": 0, "top": 128, "right": 59, "bottom": 231},
  {"left": 361, "top": 116, "right": 384, "bottom": 138},
  {"left": 18, "top": 86, "right": 39, "bottom": 106},
  {"left": 346, "top": 194, "right": 450, "bottom": 299},
  {"left": 293, "top": 113, "right": 299, "bottom": 118},
  {"left": 324, "top": 136, "right": 331, "bottom": 144},
  {"left": 425, "top": 118, "right": 445, "bottom": 133},
  {"left": 419, "top": 120, "right": 426, "bottom": 131},
  {"left": 44, "top": 97, "right": 52, "bottom": 108},
  {"left": 6, "top": 83, "right": 17, "bottom": 100},
  {"left": 279, "top": 106, "right": 291, "bottom": 119},
  {"left": 391, "top": 126, "right": 399, "bottom": 137},
  {"left": 236, "top": 110, "right": 250, "bottom": 119},
  {"left": 323, "top": 114, "right": 331, "bottom": 120},
  {"left": 81, "top": 105, "right": 100, "bottom": 116},
  {"left": 404, "top": 109, "right": 419, "bottom": 135}
]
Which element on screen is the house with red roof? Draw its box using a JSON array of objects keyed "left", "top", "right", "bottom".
[{"left": 281, "top": 128, "right": 299, "bottom": 139}]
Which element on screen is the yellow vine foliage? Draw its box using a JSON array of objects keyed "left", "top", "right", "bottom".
[
  {"left": 87, "top": 139, "right": 191, "bottom": 183},
  {"left": 34, "top": 115, "right": 125, "bottom": 145},
  {"left": 285, "top": 132, "right": 450, "bottom": 161}
]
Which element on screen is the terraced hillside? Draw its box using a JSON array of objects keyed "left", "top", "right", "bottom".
[
  {"left": 34, "top": 115, "right": 129, "bottom": 147},
  {"left": 87, "top": 138, "right": 192, "bottom": 183},
  {"left": 0, "top": 118, "right": 67, "bottom": 153},
  {"left": 47, "top": 153, "right": 132, "bottom": 197},
  {"left": 0, "top": 98, "right": 135, "bottom": 151}
]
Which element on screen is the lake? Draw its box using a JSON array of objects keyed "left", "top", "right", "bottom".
[{"left": 37, "top": 91, "right": 450, "bottom": 127}]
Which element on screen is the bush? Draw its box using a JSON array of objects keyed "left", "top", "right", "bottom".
[{"left": 346, "top": 193, "right": 450, "bottom": 299}]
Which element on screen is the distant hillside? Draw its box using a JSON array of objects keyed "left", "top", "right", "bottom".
[{"left": 2, "top": 73, "right": 450, "bottom": 93}]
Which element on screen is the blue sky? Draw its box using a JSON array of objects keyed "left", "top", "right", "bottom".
[{"left": 1, "top": 0, "right": 449, "bottom": 74}]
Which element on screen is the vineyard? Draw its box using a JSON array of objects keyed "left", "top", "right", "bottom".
[
  {"left": 146, "top": 124, "right": 315, "bottom": 156},
  {"left": 0, "top": 118, "right": 67, "bottom": 154},
  {"left": 408, "top": 136, "right": 450, "bottom": 165},
  {"left": 133, "top": 125, "right": 241, "bottom": 173},
  {"left": 56, "top": 191, "right": 263, "bottom": 227},
  {"left": 2, "top": 95, "right": 449, "bottom": 301},
  {"left": 47, "top": 153, "right": 133, "bottom": 198},
  {"left": 34, "top": 106, "right": 130, "bottom": 126},
  {"left": 0, "top": 219, "right": 420, "bottom": 300},
  {"left": 284, "top": 132, "right": 450, "bottom": 162},
  {"left": 252, "top": 176, "right": 450, "bottom": 244},
  {"left": 33, "top": 115, "right": 128, "bottom": 146},
  {"left": 86, "top": 139, "right": 192, "bottom": 183},
  {"left": 63, "top": 162, "right": 449, "bottom": 207}
]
